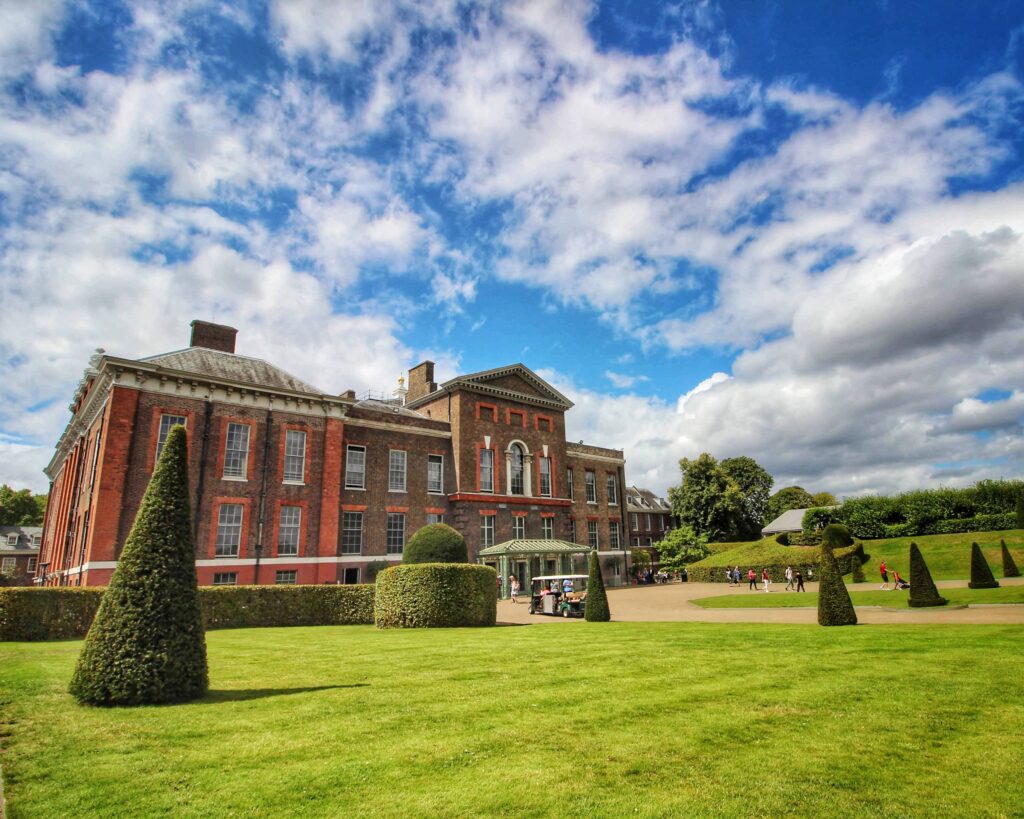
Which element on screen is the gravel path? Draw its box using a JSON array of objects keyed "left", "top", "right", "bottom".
[{"left": 497, "top": 577, "right": 1024, "bottom": 626}]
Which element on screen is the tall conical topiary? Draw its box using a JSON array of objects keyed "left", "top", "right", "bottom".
[
  {"left": 69, "top": 425, "right": 207, "bottom": 705},
  {"left": 908, "top": 542, "right": 947, "bottom": 607},
  {"left": 584, "top": 550, "right": 610, "bottom": 622},
  {"left": 817, "top": 540, "right": 857, "bottom": 626},
  {"left": 968, "top": 542, "right": 999, "bottom": 590},
  {"left": 1001, "top": 539, "right": 1020, "bottom": 578},
  {"left": 1016, "top": 494, "right": 1024, "bottom": 529}
]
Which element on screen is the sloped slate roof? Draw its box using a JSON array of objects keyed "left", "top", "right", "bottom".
[
  {"left": 142, "top": 347, "right": 323, "bottom": 394},
  {"left": 761, "top": 508, "right": 810, "bottom": 534},
  {"left": 478, "top": 539, "right": 590, "bottom": 556}
]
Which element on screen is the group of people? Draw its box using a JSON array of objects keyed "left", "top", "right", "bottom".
[
  {"left": 507, "top": 575, "right": 577, "bottom": 604},
  {"left": 725, "top": 565, "right": 809, "bottom": 592},
  {"left": 878, "top": 560, "right": 910, "bottom": 591}
]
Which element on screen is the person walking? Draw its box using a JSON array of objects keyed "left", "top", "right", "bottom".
[
  {"left": 879, "top": 559, "right": 890, "bottom": 590},
  {"left": 761, "top": 567, "right": 771, "bottom": 593},
  {"left": 784, "top": 565, "right": 793, "bottom": 591},
  {"left": 795, "top": 569, "right": 805, "bottom": 592},
  {"left": 748, "top": 568, "right": 757, "bottom": 590},
  {"left": 733, "top": 566, "right": 741, "bottom": 585},
  {"left": 509, "top": 575, "right": 520, "bottom": 604}
]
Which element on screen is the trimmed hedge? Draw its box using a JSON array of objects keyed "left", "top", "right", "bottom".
[
  {"left": 817, "top": 543, "right": 857, "bottom": 627},
  {"left": 1, "top": 585, "right": 375, "bottom": 641},
  {"left": 687, "top": 542, "right": 863, "bottom": 583},
  {"left": 585, "top": 550, "right": 610, "bottom": 622},
  {"left": 374, "top": 564, "right": 496, "bottom": 628},
  {"left": 908, "top": 542, "right": 947, "bottom": 607},
  {"left": 403, "top": 523, "right": 468, "bottom": 564},
  {"left": 968, "top": 542, "right": 999, "bottom": 589},
  {"left": 1002, "top": 539, "right": 1021, "bottom": 578}
]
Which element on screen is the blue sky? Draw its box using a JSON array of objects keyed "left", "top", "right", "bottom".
[{"left": 1, "top": 0, "right": 1023, "bottom": 497}]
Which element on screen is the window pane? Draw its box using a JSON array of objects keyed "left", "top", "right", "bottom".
[
  {"left": 223, "top": 423, "right": 250, "bottom": 478},
  {"left": 513, "top": 517, "right": 525, "bottom": 539},
  {"left": 510, "top": 445, "right": 524, "bottom": 495},
  {"left": 427, "top": 513, "right": 445, "bottom": 525},
  {"left": 284, "top": 430, "right": 306, "bottom": 482},
  {"left": 213, "top": 572, "right": 237, "bottom": 586},
  {"left": 278, "top": 506, "right": 301, "bottom": 555},
  {"left": 275, "top": 570, "right": 297, "bottom": 585},
  {"left": 479, "top": 449, "right": 493, "bottom": 492},
  {"left": 345, "top": 446, "right": 365, "bottom": 489},
  {"left": 567, "top": 468, "right": 574, "bottom": 500},
  {"left": 588, "top": 520, "right": 599, "bottom": 549},
  {"left": 427, "top": 455, "right": 444, "bottom": 493},
  {"left": 389, "top": 450, "right": 407, "bottom": 492},
  {"left": 481, "top": 515, "right": 495, "bottom": 547},
  {"left": 157, "top": 414, "right": 187, "bottom": 461},
  {"left": 387, "top": 513, "right": 405, "bottom": 554},
  {"left": 585, "top": 471, "right": 597, "bottom": 503},
  {"left": 542, "top": 518, "right": 553, "bottom": 539},
  {"left": 606, "top": 474, "right": 617, "bottom": 505},
  {"left": 539, "top": 457, "right": 551, "bottom": 496},
  {"left": 342, "top": 512, "right": 363, "bottom": 554},
  {"left": 215, "top": 504, "right": 243, "bottom": 556},
  {"left": 610, "top": 523, "right": 621, "bottom": 550}
]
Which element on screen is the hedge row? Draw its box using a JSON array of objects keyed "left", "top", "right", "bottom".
[
  {"left": 687, "top": 544, "right": 864, "bottom": 583},
  {"left": 0, "top": 584, "right": 375, "bottom": 641}
]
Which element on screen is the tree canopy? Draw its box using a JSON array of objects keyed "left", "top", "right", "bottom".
[
  {"left": 669, "top": 453, "right": 774, "bottom": 541},
  {"left": 720, "top": 456, "right": 774, "bottom": 537},
  {"left": 765, "top": 486, "right": 814, "bottom": 523},
  {"left": 652, "top": 525, "right": 709, "bottom": 573},
  {"left": 0, "top": 485, "right": 47, "bottom": 526}
]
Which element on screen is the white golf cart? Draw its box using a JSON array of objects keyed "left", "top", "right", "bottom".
[{"left": 528, "top": 574, "right": 589, "bottom": 617}]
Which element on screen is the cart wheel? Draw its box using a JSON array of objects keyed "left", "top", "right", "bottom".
[
  {"left": 528, "top": 606, "right": 535, "bottom": 614},
  {"left": 562, "top": 608, "right": 569, "bottom": 618}
]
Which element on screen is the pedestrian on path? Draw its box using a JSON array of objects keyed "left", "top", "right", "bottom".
[
  {"left": 879, "top": 559, "right": 890, "bottom": 590},
  {"left": 761, "top": 567, "right": 771, "bottom": 592},
  {"left": 509, "top": 575, "right": 520, "bottom": 604},
  {"left": 748, "top": 568, "right": 758, "bottom": 590},
  {"left": 795, "top": 570, "right": 805, "bottom": 592},
  {"left": 784, "top": 565, "right": 794, "bottom": 591},
  {"left": 733, "top": 566, "right": 741, "bottom": 585}
]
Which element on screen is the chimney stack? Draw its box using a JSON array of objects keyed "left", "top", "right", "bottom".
[
  {"left": 407, "top": 361, "right": 437, "bottom": 403},
  {"left": 190, "top": 320, "right": 238, "bottom": 354}
]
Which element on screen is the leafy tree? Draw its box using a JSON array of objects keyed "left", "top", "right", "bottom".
[
  {"left": 908, "top": 542, "right": 947, "bottom": 607},
  {"left": 403, "top": 524, "right": 467, "bottom": 563},
  {"left": 668, "top": 453, "right": 744, "bottom": 541},
  {"left": 766, "top": 486, "right": 814, "bottom": 523},
  {"left": 630, "top": 548, "right": 652, "bottom": 577},
  {"left": 968, "top": 542, "right": 999, "bottom": 589},
  {"left": 69, "top": 425, "right": 207, "bottom": 706},
  {"left": 584, "top": 550, "right": 610, "bottom": 621},
  {"left": 0, "top": 485, "right": 46, "bottom": 526},
  {"left": 720, "top": 456, "right": 774, "bottom": 536},
  {"left": 652, "top": 525, "right": 709, "bottom": 573},
  {"left": 810, "top": 491, "right": 837, "bottom": 507},
  {"left": 817, "top": 540, "right": 857, "bottom": 626},
  {"left": 1001, "top": 539, "right": 1020, "bottom": 578}
]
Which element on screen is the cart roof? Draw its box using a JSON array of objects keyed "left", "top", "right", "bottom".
[{"left": 531, "top": 575, "right": 588, "bottom": 581}]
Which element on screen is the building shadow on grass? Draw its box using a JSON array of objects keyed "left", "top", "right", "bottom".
[{"left": 204, "top": 684, "right": 368, "bottom": 703}]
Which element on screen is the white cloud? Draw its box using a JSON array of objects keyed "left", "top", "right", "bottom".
[{"left": 604, "top": 370, "right": 649, "bottom": 390}]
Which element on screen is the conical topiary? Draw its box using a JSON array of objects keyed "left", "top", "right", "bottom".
[
  {"left": 968, "top": 542, "right": 999, "bottom": 590},
  {"left": 584, "top": 550, "right": 610, "bottom": 622},
  {"left": 908, "top": 542, "right": 947, "bottom": 607},
  {"left": 69, "top": 425, "right": 207, "bottom": 705},
  {"left": 851, "top": 552, "right": 866, "bottom": 583},
  {"left": 1001, "top": 539, "right": 1020, "bottom": 578},
  {"left": 1016, "top": 494, "right": 1024, "bottom": 529},
  {"left": 817, "top": 540, "right": 857, "bottom": 626}
]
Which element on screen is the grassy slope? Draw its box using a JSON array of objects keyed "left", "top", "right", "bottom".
[
  {"left": 3, "top": 624, "right": 1024, "bottom": 817},
  {"left": 699, "top": 529, "right": 1024, "bottom": 581},
  {"left": 691, "top": 584, "right": 1024, "bottom": 609}
]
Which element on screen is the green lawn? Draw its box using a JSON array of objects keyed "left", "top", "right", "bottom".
[
  {"left": 853, "top": 529, "right": 1023, "bottom": 582},
  {"left": 3, "top": 623, "right": 1024, "bottom": 817},
  {"left": 691, "top": 584, "right": 1024, "bottom": 609}
]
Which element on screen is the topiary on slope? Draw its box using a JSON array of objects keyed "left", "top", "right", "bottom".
[
  {"left": 584, "top": 550, "right": 610, "bottom": 622},
  {"left": 821, "top": 523, "right": 854, "bottom": 550},
  {"left": 69, "top": 425, "right": 207, "bottom": 705},
  {"left": 817, "top": 540, "right": 857, "bottom": 627},
  {"left": 908, "top": 542, "right": 947, "bottom": 608},
  {"left": 968, "top": 542, "right": 999, "bottom": 589},
  {"left": 403, "top": 523, "right": 467, "bottom": 564},
  {"left": 1016, "top": 494, "right": 1024, "bottom": 530},
  {"left": 1001, "top": 539, "right": 1020, "bottom": 579}
]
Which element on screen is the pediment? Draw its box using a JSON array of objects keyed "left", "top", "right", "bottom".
[{"left": 448, "top": 364, "right": 573, "bottom": 409}]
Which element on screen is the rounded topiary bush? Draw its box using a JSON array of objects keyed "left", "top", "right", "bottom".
[
  {"left": 69, "top": 425, "right": 207, "bottom": 706},
  {"left": 584, "top": 550, "right": 610, "bottom": 622},
  {"left": 968, "top": 542, "right": 999, "bottom": 589},
  {"left": 375, "top": 563, "right": 496, "bottom": 628},
  {"left": 403, "top": 524, "right": 468, "bottom": 564},
  {"left": 821, "top": 524, "right": 854, "bottom": 550}
]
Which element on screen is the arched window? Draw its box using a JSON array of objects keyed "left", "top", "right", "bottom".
[{"left": 510, "top": 444, "right": 525, "bottom": 495}]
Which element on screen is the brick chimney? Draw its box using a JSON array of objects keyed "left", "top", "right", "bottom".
[
  {"left": 190, "top": 320, "right": 237, "bottom": 354},
  {"left": 407, "top": 361, "right": 437, "bottom": 403}
]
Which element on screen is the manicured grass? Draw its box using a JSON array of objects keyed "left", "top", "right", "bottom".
[
  {"left": 853, "top": 529, "right": 1024, "bottom": 582},
  {"left": 3, "top": 623, "right": 1024, "bottom": 816},
  {"left": 691, "top": 584, "right": 1024, "bottom": 609}
]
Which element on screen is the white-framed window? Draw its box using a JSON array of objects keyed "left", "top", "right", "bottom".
[
  {"left": 510, "top": 444, "right": 525, "bottom": 495},
  {"left": 569, "top": 519, "right": 576, "bottom": 542},
  {"left": 567, "top": 468, "right": 574, "bottom": 500},
  {"left": 275, "top": 570, "right": 297, "bottom": 585},
  {"left": 427, "top": 454, "right": 444, "bottom": 494},
  {"left": 5, "top": 534, "right": 18, "bottom": 547},
  {"left": 588, "top": 520, "right": 599, "bottom": 549},
  {"left": 32, "top": 534, "right": 41, "bottom": 547},
  {"left": 513, "top": 516, "right": 526, "bottom": 539},
  {"left": 342, "top": 512, "right": 363, "bottom": 554},
  {"left": 1, "top": 557, "right": 15, "bottom": 574},
  {"left": 345, "top": 446, "right": 366, "bottom": 489},
  {"left": 212, "top": 572, "right": 237, "bottom": 586},
  {"left": 278, "top": 506, "right": 301, "bottom": 556},
  {"left": 646, "top": 513, "right": 652, "bottom": 530},
  {"left": 542, "top": 518, "right": 553, "bottom": 539},
  {"left": 386, "top": 513, "right": 406, "bottom": 554},
  {"left": 631, "top": 513, "right": 639, "bottom": 531},
  {"left": 28, "top": 557, "right": 38, "bottom": 573},
  {"left": 481, "top": 514, "right": 495, "bottom": 547},
  {"left": 389, "top": 450, "right": 407, "bottom": 492},
  {"left": 427, "top": 512, "right": 445, "bottom": 525},
  {"left": 89, "top": 429, "right": 102, "bottom": 487},
  {"left": 479, "top": 449, "right": 494, "bottom": 493},
  {"left": 610, "top": 523, "right": 621, "bottom": 550},
  {"left": 585, "top": 471, "right": 597, "bottom": 503},
  {"left": 606, "top": 474, "right": 618, "bottom": 505},
  {"left": 156, "top": 414, "right": 186, "bottom": 461},
  {"left": 539, "top": 457, "right": 552, "bottom": 497},
  {"left": 284, "top": 430, "right": 306, "bottom": 483},
  {"left": 223, "top": 422, "right": 250, "bottom": 478},
  {"left": 215, "top": 504, "right": 243, "bottom": 556}
]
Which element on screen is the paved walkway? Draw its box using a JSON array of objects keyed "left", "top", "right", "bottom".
[{"left": 497, "top": 577, "right": 1024, "bottom": 626}]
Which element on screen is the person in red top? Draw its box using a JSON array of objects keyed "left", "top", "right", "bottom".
[
  {"left": 879, "top": 560, "right": 889, "bottom": 590},
  {"left": 748, "top": 568, "right": 757, "bottom": 590}
]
